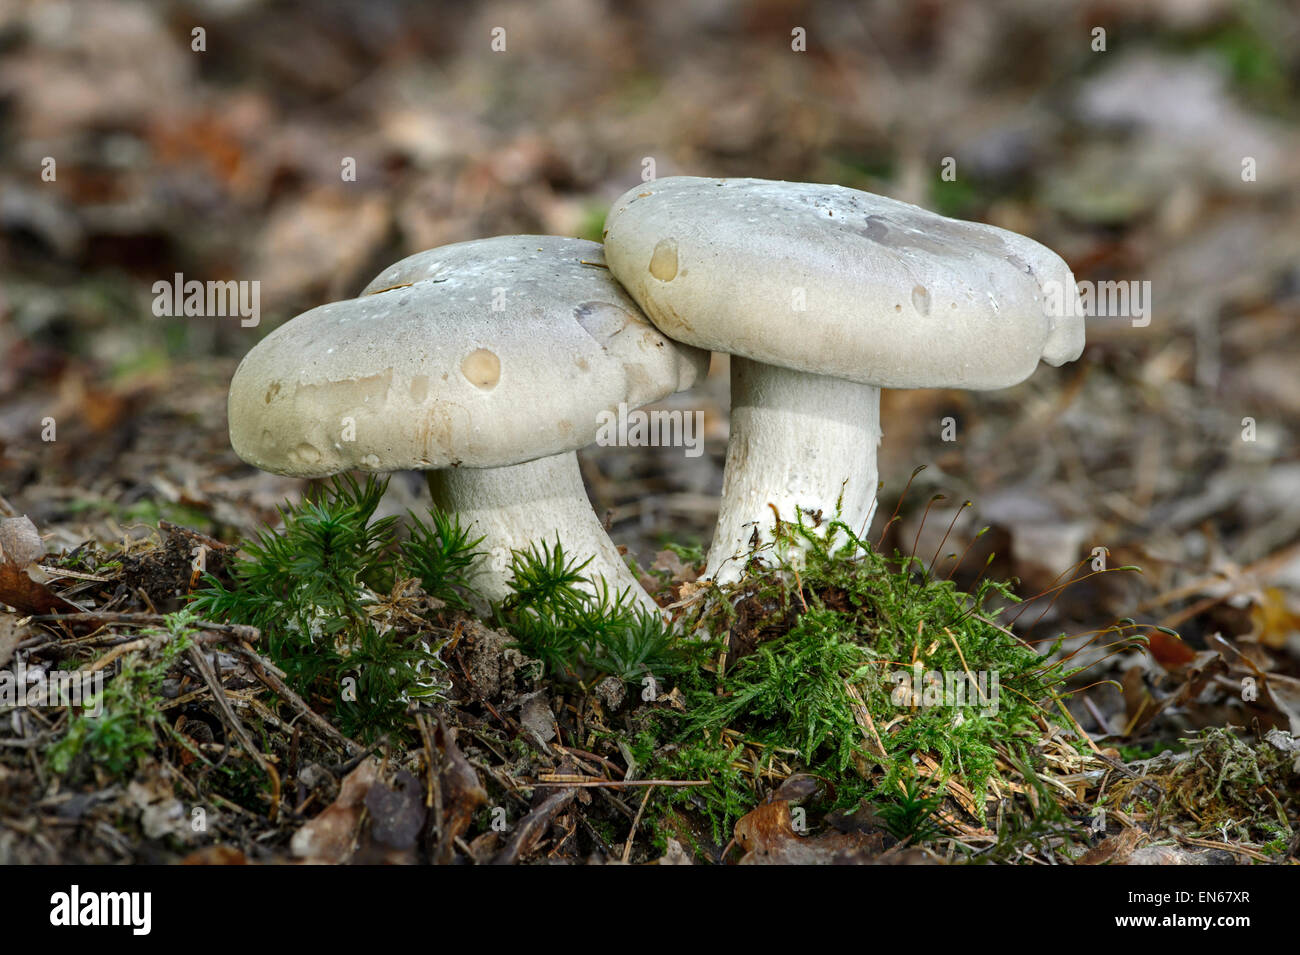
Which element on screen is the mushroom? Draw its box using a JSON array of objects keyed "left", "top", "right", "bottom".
[
  {"left": 227, "top": 235, "right": 709, "bottom": 612},
  {"left": 602, "top": 177, "right": 1085, "bottom": 583}
]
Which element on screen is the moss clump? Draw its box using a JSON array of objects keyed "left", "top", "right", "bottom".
[
  {"left": 642, "top": 519, "right": 1083, "bottom": 843},
  {"left": 191, "top": 476, "right": 469, "bottom": 740},
  {"left": 190, "top": 477, "right": 701, "bottom": 738},
  {"left": 187, "top": 481, "right": 1095, "bottom": 855},
  {"left": 497, "top": 539, "right": 709, "bottom": 688},
  {"left": 47, "top": 611, "right": 195, "bottom": 777},
  {"left": 1116, "top": 728, "right": 1299, "bottom": 855}
]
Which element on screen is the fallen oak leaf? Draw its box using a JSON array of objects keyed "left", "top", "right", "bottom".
[
  {"left": 0, "top": 516, "right": 82, "bottom": 616},
  {"left": 1251, "top": 587, "right": 1300, "bottom": 650},
  {"left": 180, "top": 846, "right": 249, "bottom": 865},
  {"left": 0, "top": 614, "right": 26, "bottom": 669},
  {"left": 1147, "top": 628, "right": 1197, "bottom": 669},
  {"left": 0, "top": 517, "right": 43, "bottom": 566},
  {"left": 1209, "top": 633, "right": 1300, "bottom": 734},
  {"left": 770, "top": 772, "right": 830, "bottom": 804}
]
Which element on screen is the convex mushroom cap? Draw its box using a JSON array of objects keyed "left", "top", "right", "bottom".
[
  {"left": 604, "top": 176, "right": 1084, "bottom": 389},
  {"left": 602, "top": 177, "right": 1086, "bottom": 582},
  {"left": 230, "top": 235, "right": 706, "bottom": 476},
  {"left": 228, "top": 235, "right": 709, "bottom": 609}
]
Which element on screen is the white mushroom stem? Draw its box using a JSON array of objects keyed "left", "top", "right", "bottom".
[
  {"left": 427, "top": 452, "right": 661, "bottom": 615},
  {"left": 706, "top": 357, "right": 882, "bottom": 584}
]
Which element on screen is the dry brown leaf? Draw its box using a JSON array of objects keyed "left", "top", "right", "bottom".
[
  {"left": 734, "top": 801, "right": 883, "bottom": 865},
  {"left": 364, "top": 770, "right": 426, "bottom": 852},
  {"left": 290, "top": 758, "right": 380, "bottom": 864},
  {"left": 435, "top": 721, "right": 487, "bottom": 863},
  {"left": 0, "top": 516, "right": 81, "bottom": 616},
  {"left": 1077, "top": 827, "right": 1144, "bottom": 865}
]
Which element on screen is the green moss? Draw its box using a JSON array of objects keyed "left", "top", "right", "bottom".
[
  {"left": 1162, "top": 728, "right": 1297, "bottom": 852},
  {"left": 47, "top": 611, "right": 196, "bottom": 778},
  {"left": 874, "top": 776, "right": 945, "bottom": 843},
  {"left": 642, "top": 519, "right": 1084, "bottom": 842},
  {"left": 191, "top": 476, "right": 453, "bottom": 740},
  {"left": 184, "top": 481, "right": 1112, "bottom": 856},
  {"left": 401, "top": 507, "right": 485, "bottom": 612},
  {"left": 496, "top": 539, "right": 704, "bottom": 686},
  {"left": 190, "top": 478, "right": 700, "bottom": 738}
]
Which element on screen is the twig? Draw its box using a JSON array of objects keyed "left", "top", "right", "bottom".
[
  {"left": 843, "top": 680, "right": 887, "bottom": 760},
  {"left": 1056, "top": 697, "right": 1108, "bottom": 758},
  {"left": 531, "top": 777, "right": 708, "bottom": 788},
  {"left": 943, "top": 626, "right": 990, "bottom": 709},
  {"left": 1175, "top": 835, "right": 1271, "bottom": 863},
  {"left": 29, "top": 611, "right": 259, "bottom": 642},
  {"left": 233, "top": 643, "right": 363, "bottom": 756},
  {"left": 415, "top": 712, "right": 443, "bottom": 849},
  {"left": 621, "top": 786, "right": 655, "bottom": 864},
  {"left": 35, "top": 565, "right": 110, "bottom": 583},
  {"left": 186, "top": 645, "right": 280, "bottom": 821},
  {"left": 492, "top": 789, "right": 576, "bottom": 865},
  {"left": 1082, "top": 693, "right": 1110, "bottom": 733}
]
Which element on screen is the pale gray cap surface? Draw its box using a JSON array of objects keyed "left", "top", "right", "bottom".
[
  {"left": 229, "top": 235, "right": 709, "bottom": 476},
  {"left": 603, "top": 177, "right": 1085, "bottom": 390}
]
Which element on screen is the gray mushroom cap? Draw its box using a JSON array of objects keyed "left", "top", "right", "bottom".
[
  {"left": 603, "top": 177, "right": 1085, "bottom": 390},
  {"left": 229, "top": 235, "right": 709, "bottom": 477}
]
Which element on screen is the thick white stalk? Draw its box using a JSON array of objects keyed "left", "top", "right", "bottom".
[
  {"left": 705, "top": 357, "right": 882, "bottom": 583},
  {"left": 427, "top": 452, "right": 660, "bottom": 615}
]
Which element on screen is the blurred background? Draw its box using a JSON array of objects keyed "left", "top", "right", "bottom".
[{"left": 1, "top": 0, "right": 1298, "bottom": 735}]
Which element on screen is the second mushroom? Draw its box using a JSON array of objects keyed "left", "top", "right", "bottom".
[{"left": 603, "top": 177, "right": 1086, "bottom": 584}]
